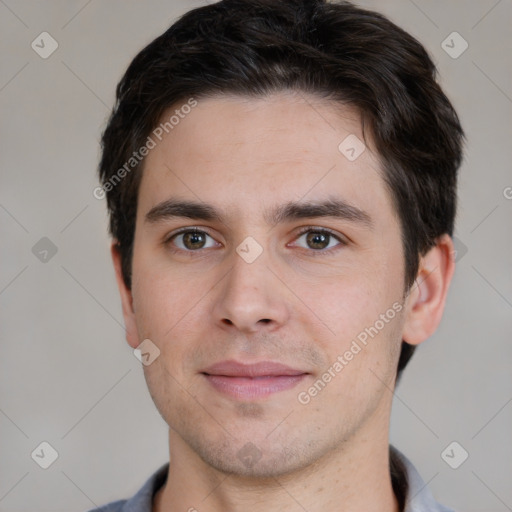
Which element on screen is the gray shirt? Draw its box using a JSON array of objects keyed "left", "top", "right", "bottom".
[{"left": 89, "top": 445, "right": 455, "bottom": 512}]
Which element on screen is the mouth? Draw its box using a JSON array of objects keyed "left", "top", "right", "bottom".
[{"left": 201, "top": 360, "right": 309, "bottom": 400}]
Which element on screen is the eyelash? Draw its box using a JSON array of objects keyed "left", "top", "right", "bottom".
[
  {"left": 163, "top": 226, "right": 347, "bottom": 255},
  {"left": 292, "top": 226, "right": 346, "bottom": 254},
  {"left": 163, "top": 228, "right": 217, "bottom": 254}
]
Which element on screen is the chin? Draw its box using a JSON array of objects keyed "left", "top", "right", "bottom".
[{"left": 190, "top": 434, "right": 324, "bottom": 480}]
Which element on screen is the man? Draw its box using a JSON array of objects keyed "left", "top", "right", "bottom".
[{"left": 94, "top": 0, "right": 463, "bottom": 510}]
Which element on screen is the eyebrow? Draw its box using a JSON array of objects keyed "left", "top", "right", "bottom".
[{"left": 145, "top": 196, "right": 373, "bottom": 229}]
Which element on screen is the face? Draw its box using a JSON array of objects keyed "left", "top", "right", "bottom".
[{"left": 121, "top": 92, "right": 412, "bottom": 477}]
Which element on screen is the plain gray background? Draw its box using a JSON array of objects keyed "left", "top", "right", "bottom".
[{"left": 1, "top": 1, "right": 511, "bottom": 511}]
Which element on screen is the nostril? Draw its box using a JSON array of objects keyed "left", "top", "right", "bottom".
[{"left": 220, "top": 318, "right": 271, "bottom": 327}]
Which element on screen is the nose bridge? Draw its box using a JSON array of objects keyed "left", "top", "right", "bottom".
[
  {"left": 212, "top": 236, "right": 289, "bottom": 332},
  {"left": 231, "top": 241, "right": 269, "bottom": 294}
]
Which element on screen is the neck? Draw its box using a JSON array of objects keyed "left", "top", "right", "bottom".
[{"left": 153, "top": 419, "right": 400, "bottom": 512}]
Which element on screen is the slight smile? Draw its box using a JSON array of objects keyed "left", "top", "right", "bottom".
[{"left": 201, "top": 360, "right": 309, "bottom": 400}]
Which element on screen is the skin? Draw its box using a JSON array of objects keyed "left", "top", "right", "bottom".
[{"left": 111, "top": 91, "right": 455, "bottom": 512}]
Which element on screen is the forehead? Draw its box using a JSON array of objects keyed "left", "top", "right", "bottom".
[{"left": 137, "top": 92, "right": 393, "bottom": 225}]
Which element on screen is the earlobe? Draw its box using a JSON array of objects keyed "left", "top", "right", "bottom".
[
  {"left": 111, "top": 242, "right": 140, "bottom": 349},
  {"left": 402, "top": 234, "right": 455, "bottom": 346}
]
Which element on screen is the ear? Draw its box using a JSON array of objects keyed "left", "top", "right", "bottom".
[
  {"left": 402, "top": 234, "right": 456, "bottom": 346},
  {"left": 111, "top": 242, "right": 140, "bottom": 349}
]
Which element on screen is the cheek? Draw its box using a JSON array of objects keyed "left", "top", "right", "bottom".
[
  {"left": 303, "top": 268, "right": 404, "bottom": 375},
  {"left": 300, "top": 267, "right": 394, "bottom": 336},
  {"left": 130, "top": 253, "right": 216, "bottom": 373},
  {"left": 310, "top": 304, "right": 404, "bottom": 416},
  {"left": 132, "top": 240, "right": 196, "bottom": 314},
  {"left": 130, "top": 258, "right": 190, "bottom": 354}
]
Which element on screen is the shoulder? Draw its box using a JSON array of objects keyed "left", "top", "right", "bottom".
[
  {"left": 88, "top": 501, "right": 127, "bottom": 512},
  {"left": 86, "top": 463, "right": 169, "bottom": 512}
]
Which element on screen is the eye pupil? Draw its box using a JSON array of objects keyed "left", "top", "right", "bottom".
[
  {"left": 183, "top": 231, "right": 205, "bottom": 249},
  {"left": 306, "top": 232, "right": 329, "bottom": 250}
]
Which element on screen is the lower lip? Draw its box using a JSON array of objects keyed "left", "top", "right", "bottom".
[{"left": 203, "top": 374, "right": 307, "bottom": 400}]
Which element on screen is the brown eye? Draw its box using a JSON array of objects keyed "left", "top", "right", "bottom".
[
  {"left": 305, "top": 231, "right": 330, "bottom": 250},
  {"left": 293, "top": 229, "right": 344, "bottom": 252},
  {"left": 182, "top": 231, "right": 206, "bottom": 249},
  {"left": 168, "top": 230, "right": 217, "bottom": 251}
]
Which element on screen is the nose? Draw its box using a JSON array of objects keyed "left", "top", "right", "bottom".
[{"left": 212, "top": 246, "right": 290, "bottom": 334}]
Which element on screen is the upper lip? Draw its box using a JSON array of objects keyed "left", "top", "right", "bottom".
[{"left": 202, "top": 360, "right": 307, "bottom": 377}]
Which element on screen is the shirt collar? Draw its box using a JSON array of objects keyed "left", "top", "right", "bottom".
[
  {"left": 391, "top": 445, "right": 455, "bottom": 512},
  {"left": 118, "top": 445, "right": 454, "bottom": 512}
]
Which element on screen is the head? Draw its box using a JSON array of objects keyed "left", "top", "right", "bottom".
[{"left": 99, "top": 0, "right": 463, "bottom": 477}]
